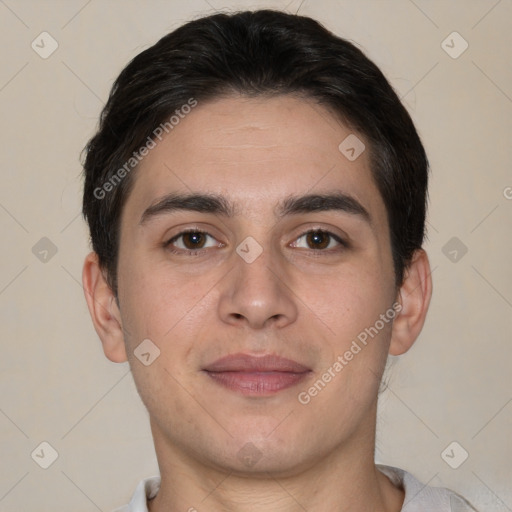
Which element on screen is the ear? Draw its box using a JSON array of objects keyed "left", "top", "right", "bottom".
[
  {"left": 389, "top": 249, "right": 433, "bottom": 356},
  {"left": 82, "top": 251, "right": 127, "bottom": 363}
]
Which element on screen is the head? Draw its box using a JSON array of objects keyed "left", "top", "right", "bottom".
[{"left": 82, "top": 10, "right": 432, "bottom": 476}]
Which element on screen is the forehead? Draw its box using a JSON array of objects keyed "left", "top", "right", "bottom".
[{"left": 123, "top": 94, "right": 386, "bottom": 224}]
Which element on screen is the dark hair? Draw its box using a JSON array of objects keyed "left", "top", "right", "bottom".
[{"left": 82, "top": 9, "right": 429, "bottom": 296}]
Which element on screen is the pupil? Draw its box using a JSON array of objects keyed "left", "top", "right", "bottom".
[
  {"left": 307, "top": 231, "right": 329, "bottom": 249},
  {"left": 184, "top": 232, "right": 204, "bottom": 249}
]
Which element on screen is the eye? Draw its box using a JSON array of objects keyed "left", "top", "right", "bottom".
[
  {"left": 165, "top": 230, "right": 221, "bottom": 254},
  {"left": 291, "top": 230, "right": 346, "bottom": 251}
]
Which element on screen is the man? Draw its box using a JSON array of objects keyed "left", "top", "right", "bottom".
[{"left": 81, "top": 9, "right": 478, "bottom": 511}]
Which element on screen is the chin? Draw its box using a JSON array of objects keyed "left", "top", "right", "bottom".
[{"left": 198, "top": 425, "right": 324, "bottom": 478}]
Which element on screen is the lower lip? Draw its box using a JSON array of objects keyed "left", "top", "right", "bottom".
[{"left": 204, "top": 371, "right": 310, "bottom": 396}]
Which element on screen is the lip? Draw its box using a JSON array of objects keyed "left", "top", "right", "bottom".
[{"left": 203, "top": 353, "right": 311, "bottom": 396}]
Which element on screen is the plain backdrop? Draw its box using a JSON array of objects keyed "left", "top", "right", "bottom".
[{"left": 0, "top": 0, "right": 511, "bottom": 511}]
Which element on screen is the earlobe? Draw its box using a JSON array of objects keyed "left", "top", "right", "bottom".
[
  {"left": 82, "top": 252, "right": 128, "bottom": 363},
  {"left": 389, "top": 249, "right": 433, "bottom": 356}
]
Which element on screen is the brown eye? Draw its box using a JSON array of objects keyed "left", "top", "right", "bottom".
[
  {"left": 291, "top": 230, "right": 346, "bottom": 251},
  {"left": 166, "top": 230, "right": 220, "bottom": 253},
  {"left": 181, "top": 232, "right": 207, "bottom": 249},
  {"left": 306, "top": 231, "right": 330, "bottom": 249}
]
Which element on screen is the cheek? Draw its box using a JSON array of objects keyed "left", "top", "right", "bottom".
[
  {"left": 329, "top": 270, "right": 396, "bottom": 397},
  {"left": 295, "top": 255, "right": 395, "bottom": 403},
  {"left": 117, "top": 258, "right": 207, "bottom": 419},
  {"left": 301, "top": 258, "right": 394, "bottom": 336},
  {"left": 117, "top": 249, "right": 217, "bottom": 354}
]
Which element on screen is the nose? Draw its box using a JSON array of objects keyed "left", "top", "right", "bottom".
[{"left": 217, "top": 246, "right": 298, "bottom": 330}]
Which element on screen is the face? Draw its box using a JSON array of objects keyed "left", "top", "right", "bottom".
[{"left": 115, "top": 95, "right": 398, "bottom": 475}]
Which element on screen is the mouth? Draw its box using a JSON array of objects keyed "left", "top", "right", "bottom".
[{"left": 202, "top": 353, "right": 312, "bottom": 396}]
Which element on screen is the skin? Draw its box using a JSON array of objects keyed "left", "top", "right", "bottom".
[{"left": 83, "top": 95, "right": 432, "bottom": 512}]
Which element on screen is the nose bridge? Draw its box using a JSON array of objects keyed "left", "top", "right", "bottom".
[{"left": 217, "top": 238, "right": 297, "bottom": 329}]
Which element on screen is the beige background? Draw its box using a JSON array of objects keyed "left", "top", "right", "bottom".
[{"left": 0, "top": 0, "right": 511, "bottom": 510}]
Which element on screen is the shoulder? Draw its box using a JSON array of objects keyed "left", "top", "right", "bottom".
[
  {"left": 377, "top": 464, "right": 479, "bottom": 512},
  {"left": 112, "top": 469, "right": 479, "bottom": 512},
  {"left": 111, "top": 476, "right": 161, "bottom": 512}
]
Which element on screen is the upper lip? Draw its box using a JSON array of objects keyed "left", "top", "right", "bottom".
[{"left": 203, "top": 353, "right": 310, "bottom": 373}]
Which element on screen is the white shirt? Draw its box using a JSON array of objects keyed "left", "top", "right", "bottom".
[{"left": 112, "top": 464, "right": 478, "bottom": 511}]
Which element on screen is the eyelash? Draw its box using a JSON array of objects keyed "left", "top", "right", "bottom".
[
  {"left": 164, "top": 229, "right": 221, "bottom": 256},
  {"left": 164, "top": 228, "right": 348, "bottom": 256},
  {"left": 291, "top": 230, "right": 348, "bottom": 252}
]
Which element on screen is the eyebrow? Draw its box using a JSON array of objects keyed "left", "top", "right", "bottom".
[
  {"left": 279, "top": 192, "right": 371, "bottom": 223},
  {"left": 139, "top": 191, "right": 371, "bottom": 226},
  {"left": 140, "top": 193, "right": 236, "bottom": 225}
]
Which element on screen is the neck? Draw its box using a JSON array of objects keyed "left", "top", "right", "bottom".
[
  {"left": 148, "top": 402, "right": 404, "bottom": 512},
  {"left": 147, "top": 406, "right": 404, "bottom": 512}
]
